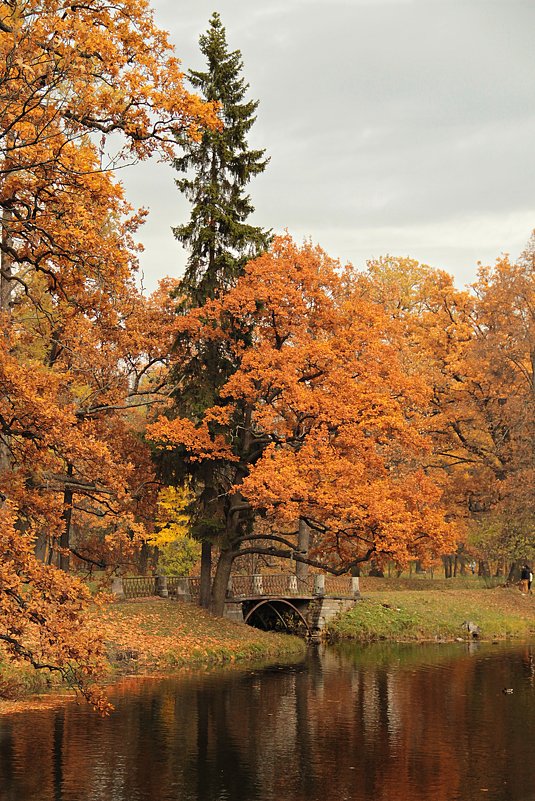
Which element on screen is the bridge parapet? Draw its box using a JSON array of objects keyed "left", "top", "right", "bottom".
[
  {"left": 229, "top": 573, "right": 312, "bottom": 597},
  {"left": 113, "top": 573, "right": 360, "bottom": 604},
  {"left": 227, "top": 574, "right": 360, "bottom": 599},
  {"left": 114, "top": 575, "right": 201, "bottom": 602}
]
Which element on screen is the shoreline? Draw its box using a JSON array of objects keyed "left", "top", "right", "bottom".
[
  {"left": 2, "top": 586, "right": 534, "bottom": 714},
  {"left": 0, "top": 598, "right": 306, "bottom": 714}
]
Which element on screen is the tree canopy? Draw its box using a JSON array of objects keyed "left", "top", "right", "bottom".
[
  {"left": 0, "top": 0, "right": 216, "bottom": 701},
  {"left": 148, "top": 236, "right": 458, "bottom": 613}
]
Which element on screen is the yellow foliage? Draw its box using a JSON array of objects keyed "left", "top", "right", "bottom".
[
  {"left": 150, "top": 486, "right": 200, "bottom": 576},
  {"left": 151, "top": 486, "right": 194, "bottom": 547}
]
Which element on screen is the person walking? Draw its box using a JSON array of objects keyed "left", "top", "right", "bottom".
[{"left": 520, "top": 564, "right": 530, "bottom": 594}]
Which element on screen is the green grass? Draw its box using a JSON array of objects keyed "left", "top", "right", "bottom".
[
  {"left": 328, "top": 587, "right": 535, "bottom": 642},
  {"left": 360, "top": 574, "right": 504, "bottom": 591}
]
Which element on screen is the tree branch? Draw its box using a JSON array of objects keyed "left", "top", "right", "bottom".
[
  {"left": 69, "top": 547, "right": 107, "bottom": 569},
  {"left": 233, "top": 545, "right": 376, "bottom": 574}
]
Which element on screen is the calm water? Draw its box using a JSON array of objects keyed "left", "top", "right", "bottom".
[{"left": 1, "top": 641, "right": 535, "bottom": 801}]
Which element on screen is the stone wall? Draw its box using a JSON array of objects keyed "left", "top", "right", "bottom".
[{"left": 306, "top": 597, "right": 357, "bottom": 636}]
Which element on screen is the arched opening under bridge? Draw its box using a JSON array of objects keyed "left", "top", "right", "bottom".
[{"left": 243, "top": 598, "right": 311, "bottom": 636}]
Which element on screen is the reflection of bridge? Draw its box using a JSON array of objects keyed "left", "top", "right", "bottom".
[
  {"left": 114, "top": 573, "right": 361, "bottom": 637},
  {"left": 224, "top": 574, "right": 361, "bottom": 637}
]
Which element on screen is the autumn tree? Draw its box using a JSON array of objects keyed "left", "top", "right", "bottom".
[
  {"left": 0, "top": 0, "right": 218, "bottom": 306},
  {"left": 0, "top": 0, "right": 217, "bottom": 696},
  {"left": 0, "top": 498, "right": 111, "bottom": 711},
  {"left": 362, "top": 247, "right": 535, "bottom": 578},
  {"left": 462, "top": 244, "right": 535, "bottom": 575},
  {"left": 149, "top": 485, "right": 200, "bottom": 576},
  {"left": 360, "top": 257, "right": 476, "bottom": 553},
  {"left": 149, "top": 236, "right": 457, "bottom": 615}
]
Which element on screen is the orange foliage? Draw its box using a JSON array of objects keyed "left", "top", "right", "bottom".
[
  {"left": 0, "top": 500, "right": 111, "bottom": 712},
  {"left": 0, "top": 0, "right": 216, "bottom": 698},
  {"left": 149, "top": 236, "right": 458, "bottom": 596},
  {"left": 362, "top": 248, "right": 535, "bottom": 566}
]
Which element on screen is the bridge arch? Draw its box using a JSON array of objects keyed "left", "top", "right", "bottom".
[{"left": 243, "top": 598, "right": 311, "bottom": 636}]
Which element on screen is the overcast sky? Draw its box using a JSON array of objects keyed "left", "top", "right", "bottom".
[{"left": 121, "top": 0, "right": 535, "bottom": 292}]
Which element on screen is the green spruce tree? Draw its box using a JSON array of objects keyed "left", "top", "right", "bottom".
[
  {"left": 166, "top": 13, "right": 270, "bottom": 609},
  {"left": 173, "top": 11, "right": 270, "bottom": 306}
]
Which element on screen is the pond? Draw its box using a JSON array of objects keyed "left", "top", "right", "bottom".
[{"left": 1, "top": 641, "right": 535, "bottom": 801}]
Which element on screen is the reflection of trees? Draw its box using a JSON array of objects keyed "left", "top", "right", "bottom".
[
  {"left": 52, "top": 712, "right": 63, "bottom": 801},
  {"left": 194, "top": 681, "right": 260, "bottom": 800},
  {"left": 1, "top": 644, "right": 535, "bottom": 800}
]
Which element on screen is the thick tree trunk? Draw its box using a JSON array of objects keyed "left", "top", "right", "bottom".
[
  {"left": 138, "top": 541, "right": 151, "bottom": 575},
  {"left": 58, "top": 465, "right": 74, "bottom": 572},
  {"left": 211, "top": 548, "right": 234, "bottom": 617},
  {"left": 296, "top": 519, "right": 310, "bottom": 581},
  {"left": 199, "top": 540, "right": 212, "bottom": 609}
]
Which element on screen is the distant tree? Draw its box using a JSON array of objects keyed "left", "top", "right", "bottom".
[
  {"left": 364, "top": 242, "right": 535, "bottom": 577},
  {"left": 168, "top": 12, "right": 271, "bottom": 606},
  {"left": 150, "top": 486, "right": 200, "bottom": 576}
]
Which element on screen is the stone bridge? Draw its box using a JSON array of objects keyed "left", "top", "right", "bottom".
[
  {"left": 223, "top": 574, "right": 360, "bottom": 638},
  {"left": 113, "top": 573, "right": 361, "bottom": 638}
]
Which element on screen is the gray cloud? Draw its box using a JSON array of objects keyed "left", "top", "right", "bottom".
[{"left": 122, "top": 0, "right": 535, "bottom": 291}]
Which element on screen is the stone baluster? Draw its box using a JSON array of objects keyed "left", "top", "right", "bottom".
[
  {"left": 288, "top": 574, "right": 298, "bottom": 594},
  {"left": 111, "top": 576, "right": 125, "bottom": 600}
]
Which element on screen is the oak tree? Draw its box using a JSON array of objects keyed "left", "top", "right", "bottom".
[
  {"left": 149, "top": 237, "right": 457, "bottom": 614},
  {"left": 0, "top": 0, "right": 216, "bottom": 696}
]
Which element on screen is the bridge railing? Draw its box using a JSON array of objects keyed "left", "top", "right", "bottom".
[
  {"left": 122, "top": 575, "right": 157, "bottom": 599},
  {"left": 227, "top": 574, "right": 358, "bottom": 598},
  {"left": 229, "top": 574, "right": 314, "bottom": 598},
  {"left": 323, "top": 576, "right": 357, "bottom": 596},
  {"left": 114, "top": 573, "right": 359, "bottom": 601},
  {"left": 115, "top": 575, "right": 201, "bottom": 601}
]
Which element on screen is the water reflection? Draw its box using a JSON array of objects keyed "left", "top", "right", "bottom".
[{"left": 1, "top": 642, "right": 535, "bottom": 801}]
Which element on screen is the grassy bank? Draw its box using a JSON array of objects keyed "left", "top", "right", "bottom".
[
  {"left": 0, "top": 598, "right": 305, "bottom": 710},
  {"left": 97, "top": 598, "right": 305, "bottom": 672},
  {"left": 328, "top": 585, "right": 535, "bottom": 642}
]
